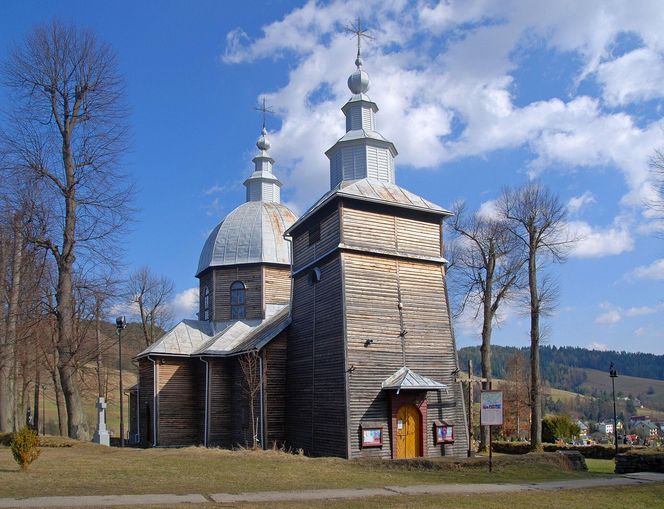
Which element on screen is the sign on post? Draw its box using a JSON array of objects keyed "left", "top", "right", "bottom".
[{"left": 480, "top": 390, "right": 504, "bottom": 425}]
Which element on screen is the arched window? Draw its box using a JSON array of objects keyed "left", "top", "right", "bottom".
[
  {"left": 203, "top": 286, "right": 210, "bottom": 321},
  {"left": 230, "top": 281, "right": 246, "bottom": 319}
]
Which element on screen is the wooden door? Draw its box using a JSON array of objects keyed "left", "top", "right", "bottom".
[{"left": 395, "top": 404, "right": 421, "bottom": 459}]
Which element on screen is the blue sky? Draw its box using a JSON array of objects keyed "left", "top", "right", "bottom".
[{"left": 2, "top": 1, "right": 663, "bottom": 354}]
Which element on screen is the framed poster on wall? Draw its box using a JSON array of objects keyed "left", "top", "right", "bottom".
[
  {"left": 360, "top": 426, "right": 383, "bottom": 447},
  {"left": 434, "top": 420, "right": 455, "bottom": 444}
]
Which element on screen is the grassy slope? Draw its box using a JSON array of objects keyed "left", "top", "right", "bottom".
[
  {"left": 581, "top": 368, "right": 664, "bottom": 413},
  {"left": 0, "top": 444, "right": 606, "bottom": 498}
]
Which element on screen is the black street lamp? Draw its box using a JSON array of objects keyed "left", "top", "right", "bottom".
[
  {"left": 116, "top": 316, "right": 127, "bottom": 447},
  {"left": 609, "top": 362, "right": 618, "bottom": 458},
  {"left": 41, "top": 384, "right": 46, "bottom": 436}
]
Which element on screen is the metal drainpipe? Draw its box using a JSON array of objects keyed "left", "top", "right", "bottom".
[
  {"left": 132, "top": 359, "right": 140, "bottom": 445},
  {"left": 200, "top": 357, "right": 210, "bottom": 447},
  {"left": 148, "top": 355, "right": 157, "bottom": 447},
  {"left": 259, "top": 353, "right": 265, "bottom": 449}
]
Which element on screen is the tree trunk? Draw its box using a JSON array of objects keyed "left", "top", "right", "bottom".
[
  {"left": 51, "top": 366, "right": 67, "bottom": 436},
  {"left": 529, "top": 243, "right": 542, "bottom": 451},
  {"left": 33, "top": 362, "right": 40, "bottom": 433},
  {"left": 479, "top": 267, "right": 494, "bottom": 452},
  {"left": 1, "top": 219, "right": 24, "bottom": 431}
]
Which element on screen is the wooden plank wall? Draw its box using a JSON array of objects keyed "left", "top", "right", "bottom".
[
  {"left": 207, "top": 358, "right": 233, "bottom": 447},
  {"left": 286, "top": 251, "right": 348, "bottom": 457},
  {"left": 264, "top": 332, "right": 287, "bottom": 447},
  {"left": 138, "top": 359, "right": 154, "bottom": 447},
  {"left": 263, "top": 266, "right": 291, "bottom": 307},
  {"left": 212, "top": 265, "right": 263, "bottom": 320},
  {"left": 342, "top": 205, "right": 441, "bottom": 259},
  {"left": 292, "top": 207, "right": 340, "bottom": 272},
  {"left": 156, "top": 358, "right": 204, "bottom": 446},
  {"left": 340, "top": 199, "right": 467, "bottom": 459},
  {"left": 198, "top": 272, "right": 213, "bottom": 320}
]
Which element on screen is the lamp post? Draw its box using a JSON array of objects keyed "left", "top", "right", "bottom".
[
  {"left": 41, "top": 384, "right": 46, "bottom": 436},
  {"left": 609, "top": 362, "right": 618, "bottom": 458},
  {"left": 116, "top": 316, "right": 127, "bottom": 447}
]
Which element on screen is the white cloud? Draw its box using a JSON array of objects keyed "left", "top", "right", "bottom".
[
  {"left": 626, "top": 304, "right": 664, "bottom": 317},
  {"left": 169, "top": 287, "right": 199, "bottom": 319},
  {"left": 596, "top": 47, "right": 664, "bottom": 106},
  {"left": 631, "top": 258, "right": 664, "bottom": 280},
  {"left": 567, "top": 191, "right": 596, "bottom": 215},
  {"left": 219, "top": 0, "right": 664, "bottom": 237},
  {"left": 476, "top": 199, "right": 500, "bottom": 221},
  {"left": 589, "top": 341, "right": 609, "bottom": 351},
  {"left": 566, "top": 220, "right": 634, "bottom": 258},
  {"left": 595, "top": 309, "right": 622, "bottom": 324}
]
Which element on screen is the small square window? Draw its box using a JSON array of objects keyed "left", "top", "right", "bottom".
[{"left": 308, "top": 223, "right": 320, "bottom": 245}]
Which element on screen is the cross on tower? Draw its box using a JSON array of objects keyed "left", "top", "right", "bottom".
[
  {"left": 254, "top": 97, "right": 274, "bottom": 129},
  {"left": 345, "top": 17, "right": 373, "bottom": 61}
]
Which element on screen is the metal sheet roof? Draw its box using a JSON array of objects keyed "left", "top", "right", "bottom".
[
  {"left": 135, "top": 305, "right": 290, "bottom": 358},
  {"left": 196, "top": 201, "right": 297, "bottom": 276},
  {"left": 286, "top": 178, "right": 451, "bottom": 236},
  {"left": 381, "top": 366, "right": 448, "bottom": 394}
]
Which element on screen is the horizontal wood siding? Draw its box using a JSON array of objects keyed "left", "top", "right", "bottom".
[
  {"left": 212, "top": 265, "right": 263, "bottom": 320},
  {"left": 263, "top": 266, "right": 291, "bottom": 307},
  {"left": 343, "top": 252, "right": 467, "bottom": 458},
  {"left": 208, "top": 358, "right": 233, "bottom": 447},
  {"left": 342, "top": 205, "right": 442, "bottom": 260},
  {"left": 287, "top": 253, "right": 347, "bottom": 457},
  {"left": 230, "top": 356, "right": 256, "bottom": 447},
  {"left": 138, "top": 359, "right": 154, "bottom": 447},
  {"left": 264, "top": 332, "right": 287, "bottom": 447},
  {"left": 292, "top": 207, "right": 340, "bottom": 272},
  {"left": 156, "top": 358, "right": 204, "bottom": 446}
]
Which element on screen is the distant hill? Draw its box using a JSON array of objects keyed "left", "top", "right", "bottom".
[
  {"left": 458, "top": 345, "right": 664, "bottom": 413},
  {"left": 458, "top": 345, "right": 664, "bottom": 381}
]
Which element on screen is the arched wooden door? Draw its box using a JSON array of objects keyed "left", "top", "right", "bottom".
[{"left": 395, "top": 404, "right": 421, "bottom": 459}]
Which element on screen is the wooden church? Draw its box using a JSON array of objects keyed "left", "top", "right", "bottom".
[{"left": 133, "top": 47, "right": 469, "bottom": 459}]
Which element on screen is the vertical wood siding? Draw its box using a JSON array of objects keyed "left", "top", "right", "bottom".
[
  {"left": 264, "top": 332, "right": 287, "bottom": 447},
  {"left": 138, "top": 359, "right": 154, "bottom": 447},
  {"left": 287, "top": 248, "right": 348, "bottom": 457},
  {"left": 156, "top": 358, "right": 204, "bottom": 446}
]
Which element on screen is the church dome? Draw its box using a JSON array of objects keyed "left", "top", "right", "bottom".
[{"left": 196, "top": 201, "right": 297, "bottom": 276}]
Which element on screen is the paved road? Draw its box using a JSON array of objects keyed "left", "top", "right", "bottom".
[{"left": 0, "top": 472, "right": 662, "bottom": 508}]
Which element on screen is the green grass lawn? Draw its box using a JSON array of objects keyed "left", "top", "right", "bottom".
[
  {"left": 586, "top": 458, "right": 616, "bottom": 474},
  {"left": 0, "top": 442, "right": 610, "bottom": 498}
]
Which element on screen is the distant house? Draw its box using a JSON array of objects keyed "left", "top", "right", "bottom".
[
  {"left": 576, "top": 420, "right": 589, "bottom": 440},
  {"left": 634, "top": 421, "right": 659, "bottom": 440},
  {"left": 629, "top": 415, "right": 650, "bottom": 424},
  {"left": 598, "top": 421, "right": 614, "bottom": 435}
]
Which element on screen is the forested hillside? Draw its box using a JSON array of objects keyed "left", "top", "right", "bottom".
[{"left": 458, "top": 345, "right": 664, "bottom": 385}]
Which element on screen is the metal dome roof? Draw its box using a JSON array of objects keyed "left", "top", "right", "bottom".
[{"left": 196, "top": 201, "right": 297, "bottom": 276}]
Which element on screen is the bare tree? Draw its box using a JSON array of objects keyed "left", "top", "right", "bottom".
[
  {"left": 1, "top": 21, "right": 132, "bottom": 439},
  {"left": 649, "top": 149, "right": 664, "bottom": 232},
  {"left": 128, "top": 267, "right": 174, "bottom": 347},
  {"left": 497, "top": 182, "right": 572, "bottom": 451},
  {"left": 503, "top": 350, "right": 530, "bottom": 440},
  {"left": 238, "top": 351, "right": 262, "bottom": 449},
  {"left": 448, "top": 201, "right": 524, "bottom": 451}
]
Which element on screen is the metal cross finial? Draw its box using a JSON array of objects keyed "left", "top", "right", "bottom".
[
  {"left": 254, "top": 97, "right": 274, "bottom": 129},
  {"left": 345, "top": 17, "right": 373, "bottom": 62}
]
